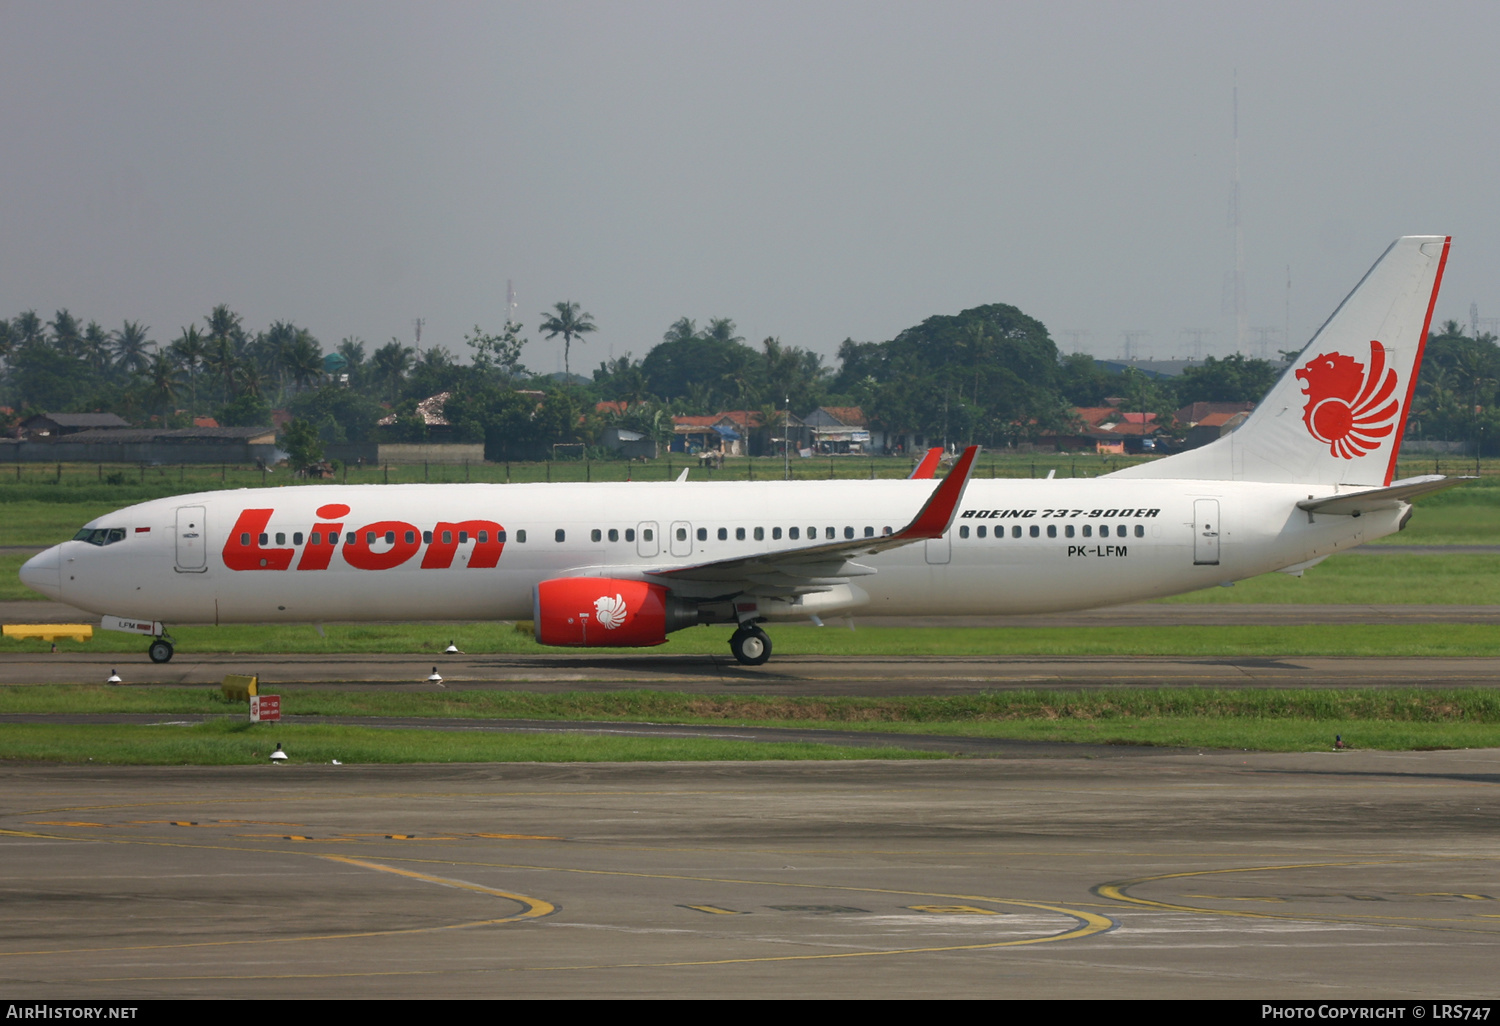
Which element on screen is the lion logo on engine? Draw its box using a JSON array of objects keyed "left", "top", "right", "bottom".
[
  {"left": 595, "top": 593, "right": 627, "bottom": 630},
  {"left": 1294, "top": 339, "right": 1401, "bottom": 459}
]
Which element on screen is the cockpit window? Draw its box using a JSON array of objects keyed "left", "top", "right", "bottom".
[{"left": 72, "top": 527, "right": 126, "bottom": 546}]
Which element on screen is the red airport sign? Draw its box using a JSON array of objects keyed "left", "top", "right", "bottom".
[{"left": 250, "top": 695, "right": 281, "bottom": 722}]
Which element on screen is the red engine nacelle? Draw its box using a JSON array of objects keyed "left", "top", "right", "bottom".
[{"left": 533, "top": 577, "right": 698, "bottom": 648}]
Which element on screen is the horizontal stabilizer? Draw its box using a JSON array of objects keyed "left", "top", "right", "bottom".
[{"left": 1296, "top": 475, "right": 1472, "bottom": 516}]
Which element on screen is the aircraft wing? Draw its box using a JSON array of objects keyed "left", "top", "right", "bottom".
[
  {"left": 646, "top": 446, "right": 980, "bottom": 588},
  {"left": 1296, "top": 475, "right": 1472, "bottom": 516}
]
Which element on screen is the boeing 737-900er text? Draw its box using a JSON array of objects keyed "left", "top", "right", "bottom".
[{"left": 20, "top": 236, "right": 1463, "bottom": 666}]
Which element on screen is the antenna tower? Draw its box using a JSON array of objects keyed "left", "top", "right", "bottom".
[
  {"left": 1230, "top": 73, "right": 1247, "bottom": 354},
  {"left": 413, "top": 318, "right": 425, "bottom": 359},
  {"left": 507, "top": 280, "right": 518, "bottom": 327}
]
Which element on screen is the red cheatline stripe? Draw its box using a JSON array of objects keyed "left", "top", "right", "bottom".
[{"left": 1385, "top": 237, "right": 1450, "bottom": 486}]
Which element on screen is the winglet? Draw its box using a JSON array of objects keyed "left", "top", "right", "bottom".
[
  {"left": 907, "top": 447, "right": 944, "bottom": 479},
  {"left": 901, "top": 445, "right": 980, "bottom": 539}
]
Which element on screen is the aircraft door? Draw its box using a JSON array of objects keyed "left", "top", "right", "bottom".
[
  {"left": 175, "top": 505, "right": 208, "bottom": 572},
  {"left": 636, "top": 522, "right": 659, "bottom": 558},
  {"left": 924, "top": 532, "right": 951, "bottom": 565},
  {"left": 1193, "top": 499, "right": 1221, "bottom": 565},
  {"left": 670, "top": 521, "right": 693, "bottom": 558}
]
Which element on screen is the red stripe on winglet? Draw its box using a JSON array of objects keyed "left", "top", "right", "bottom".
[
  {"left": 908, "top": 448, "right": 943, "bottom": 480},
  {"left": 904, "top": 445, "right": 981, "bottom": 538},
  {"left": 1384, "top": 237, "right": 1450, "bottom": 487}
]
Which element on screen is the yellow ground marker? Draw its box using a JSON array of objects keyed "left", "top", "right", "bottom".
[
  {"left": 678, "top": 904, "right": 744, "bottom": 915},
  {"left": 3, "top": 624, "right": 93, "bottom": 642}
]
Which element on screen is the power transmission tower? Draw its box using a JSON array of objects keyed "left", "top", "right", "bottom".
[
  {"left": 1121, "top": 330, "right": 1149, "bottom": 361},
  {"left": 1251, "top": 327, "right": 1280, "bottom": 361},
  {"left": 1180, "top": 328, "right": 1214, "bottom": 361},
  {"left": 1059, "top": 329, "right": 1090, "bottom": 354}
]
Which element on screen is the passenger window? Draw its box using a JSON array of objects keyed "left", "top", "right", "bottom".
[
  {"left": 754, "top": 527, "right": 764, "bottom": 541},
  {"left": 864, "top": 526, "right": 874, "bottom": 537},
  {"left": 259, "top": 533, "right": 269, "bottom": 546},
  {"left": 275, "top": 533, "right": 286, "bottom": 545},
  {"left": 443, "top": 531, "right": 452, "bottom": 544},
  {"left": 626, "top": 528, "right": 636, "bottom": 542},
  {"left": 1082, "top": 525, "right": 1092, "bottom": 538},
  {"left": 677, "top": 528, "right": 687, "bottom": 541},
  {"left": 772, "top": 527, "right": 782, "bottom": 540},
  {"left": 1100, "top": 525, "right": 1110, "bottom": 538},
  {"left": 1029, "top": 525, "right": 1039, "bottom": 538},
  {"left": 1047, "top": 524, "right": 1057, "bottom": 538},
  {"left": 591, "top": 529, "right": 602, "bottom": 542},
  {"left": 844, "top": 526, "right": 854, "bottom": 539},
  {"left": 977, "top": 525, "right": 986, "bottom": 538},
  {"left": 716, "top": 527, "right": 727, "bottom": 541},
  {"left": 883, "top": 526, "right": 893, "bottom": 536},
  {"left": 736, "top": 527, "right": 746, "bottom": 541},
  {"left": 459, "top": 531, "right": 468, "bottom": 544},
  {"left": 478, "top": 531, "right": 488, "bottom": 543},
  {"left": 555, "top": 529, "right": 566, "bottom": 542},
  {"left": 293, "top": 532, "right": 304, "bottom": 545},
  {"left": 808, "top": 526, "right": 816, "bottom": 538},
  {"left": 384, "top": 531, "right": 396, "bottom": 544},
  {"left": 1135, "top": 524, "right": 1145, "bottom": 538},
  {"left": 789, "top": 527, "right": 800, "bottom": 540},
  {"left": 1011, "top": 525, "right": 1021, "bottom": 538},
  {"left": 240, "top": 533, "right": 250, "bottom": 546},
  {"left": 825, "top": 527, "right": 835, "bottom": 539},
  {"left": 405, "top": 531, "right": 416, "bottom": 544},
  {"left": 643, "top": 528, "right": 652, "bottom": 541},
  {"left": 328, "top": 532, "right": 338, "bottom": 546},
  {"left": 423, "top": 531, "right": 432, "bottom": 544},
  {"left": 517, "top": 530, "right": 527, "bottom": 543},
  {"left": 311, "top": 532, "right": 321, "bottom": 545},
  {"left": 496, "top": 530, "right": 507, "bottom": 542},
  {"left": 1065, "top": 525, "right": 1075, "bottom": 538},
  {"left": 1117, "top": 524, "right": 1126, "bottom": 536},
  {"left": 346, "top": 532, "right": 356, "bottom": 544},
  {"left": 959, "top": 525, "right": 970, "bottom": 539},
  {"left": 608, "top": 529, "right": 619, "bottom": 542}
]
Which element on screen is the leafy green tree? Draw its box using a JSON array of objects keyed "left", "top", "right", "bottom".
[
  {"left": 465, "top": 322, "right": 527, "bottom": 377},
  {"left": 372, "top": 339, "right": 414, "bottom": 402},
  {"left": 218, "top": 391, "right": 272, "bottom": 427},
  {"left": 1171, "top": 353, "right": 1280, "bottom": 406},
  {"left": 282, "top": 417, "right": 324, "bottom": 475},
  {"left": 286, "top": 383, "right": 386, "bottom": 443},
  {"left": 539, "top": 300, "right": 597, "bottom": 381},
  {"left": 6, "top": 343, "right": 97, "bottom": 413}
]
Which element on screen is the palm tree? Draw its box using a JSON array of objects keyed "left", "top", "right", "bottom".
[
  {"left": 50, "top": 310, "right": 82, "bottom": 358},
  {"left": 144, "top": 350, "right": 181, "bottom": 421},
  {"left": 204, "top": 304, "right": 245, "bottom": 404},
  {"left": 703, "top": 317, "right": 744, "bottom": 346},
  {"left": 112, "top": 321, "right": 153, "bottom": 377},
  {"left": 285, "top": 330, "right": 324, "bottom": 393},
  {"left": 372, "top": 339, "right": 414, "bottom": 402},
  {"left": 13, "top": 310, "right": 45, "bottom": 351},
  {"left": 81, "top": 322, "right": 112, "bottom": 375},
  {"left": 662, "top": 317, "right": 698, "bottom": 345},
  {"left": 169, "top": 326, "right": 207, "bottom": 416},
  {"left": 539, "top": 301, "right": 597, "bottom": 381}
]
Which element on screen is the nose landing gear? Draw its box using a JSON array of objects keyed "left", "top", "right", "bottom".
[
  {"left": 729, "top": 625, "right": 772, "bottom": 666},
  {"left": 148, "top": 638, "right": 175, "bottom": 663}
]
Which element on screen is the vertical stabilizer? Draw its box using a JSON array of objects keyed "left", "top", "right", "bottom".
[{"left": 1111, "top": 235, "right": 1450, "bottom": 486}]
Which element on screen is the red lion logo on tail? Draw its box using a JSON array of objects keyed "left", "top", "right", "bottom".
[{"left": 1294, "top": 339, "right": 1400, "bottom": 459}]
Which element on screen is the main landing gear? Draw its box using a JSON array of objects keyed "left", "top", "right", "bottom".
[
  {"left": 729, "top": 624, "right": 772, "bottom": 666},
  {"left": 148, "top": 638, "right": 175, "bottom": 663}
]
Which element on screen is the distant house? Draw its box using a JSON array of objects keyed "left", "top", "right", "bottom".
[
  {"left": 1184, "top": 410, "right": 1251, "bottom": 449},
  {"left": 803, "top": 406, "right": 870, "bottom": 454},
  {"left": 19, "top": 412, "right": 130, "bottom": 438},
  {"left": 1, "top": 425, "right": 278, "bottom": 464},
  {"left": 1173, "top": 401, "right": 1256, "bottom": 429}
]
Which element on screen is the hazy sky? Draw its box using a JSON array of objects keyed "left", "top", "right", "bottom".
[{"left": 3, "top": 1, "right": 1497, "bottom": 375}]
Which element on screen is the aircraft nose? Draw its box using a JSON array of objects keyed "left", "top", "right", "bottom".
[{"left": 19, "top": 545, "right": 62, "bottom": 601}]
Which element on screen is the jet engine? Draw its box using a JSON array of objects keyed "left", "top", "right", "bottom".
[{"left": 533, "top": 577, "right": 699, "bottom": 647}]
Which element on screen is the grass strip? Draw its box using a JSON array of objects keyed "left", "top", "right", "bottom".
[
  {"left": 2, "top": 687, "right": 1497, "bottom": 754},
  {"left": 0, "top": 720, "right": 943, "bottom": 765}
]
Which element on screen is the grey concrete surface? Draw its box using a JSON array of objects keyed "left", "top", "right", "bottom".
[
  {"left": 1, "top": 754, "right": 1497, "bottom": 998},
  {"left": 2, "top": 650, "right": 1499, "bottom": 693}
]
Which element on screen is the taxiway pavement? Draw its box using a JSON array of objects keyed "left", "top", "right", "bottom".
[{"left": 2, "top": 753, "right": 1496, "bottom": 999}]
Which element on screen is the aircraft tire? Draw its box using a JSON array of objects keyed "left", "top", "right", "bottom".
[
  {"left": 148, "top": 640, "right": 174, "bottom": 664},
  {"left": 729, "top": 627, "right": 772, "bottom": 666}
]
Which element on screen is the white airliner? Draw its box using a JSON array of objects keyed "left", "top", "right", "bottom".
[{"left": 20, "top": 236, "right": 1460, "bottom": 666}]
